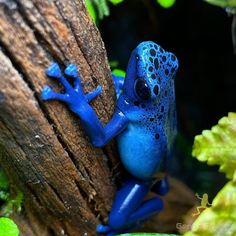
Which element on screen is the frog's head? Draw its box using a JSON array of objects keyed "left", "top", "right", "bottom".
[{"left": 123, "top": 41, "right": 178, "bottom": 104}]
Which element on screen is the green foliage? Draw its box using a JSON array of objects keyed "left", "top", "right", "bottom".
[
  {"left": 85, "top": 0, "right": 97, "bottom": 22},
  {"left": 85, "top": 0, "right": 114, "bottom": 21},
  {"left": 184, "top": 112, "right": 236, "bottom": 236},
  {"left": 0, "top": 170, "right": 9, "bottom": 191},
  {"left": 192, "top": 112, "right": 236, "bottom": 180},
  {"left": 109, "top": 60, "right": 119, "bottom": 68},
  {"left": 0, "top": 169, "right": 22, "bottom": 235},
  {"left": 185, "top": 181, "right": 236, "bottom": 236},
  {"left": 109, "top": 0, "right": 125, "bottom": 5},
  {"left": 157, "top": 0, "right": 176, "bottom": 8},
  {"left": 85, "top": 0, "right": 176, "bottom": 22},
  {"left": 4, "top": 191, "right": 23, "bottom": 217},
  {"left": 112, "top": 69, "right": 126, "bottom": 77},
  {"left": 85, "top": 0, "right": 104, "bottom": 21},
  {"left": 204, "top": 0, "right": 236, "bottom": 8},
  {"left": 0, "top": 217, "right": 19, "bottom": 236},
  {"left": 0, "top": 170, "right": 9, "bottom": 202},
  {"left": 0, "top": 169, "right": 23, "bottom": 217}
]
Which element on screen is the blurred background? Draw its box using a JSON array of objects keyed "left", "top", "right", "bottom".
[{"left": 95, "top": 0, "right": 236, "bottom": 200}]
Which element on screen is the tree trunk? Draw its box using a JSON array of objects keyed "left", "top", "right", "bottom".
[{"left": 0, "top": 0, "right": 117, "bottom": 235}]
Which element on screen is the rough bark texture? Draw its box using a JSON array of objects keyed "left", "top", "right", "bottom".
[
  {"left": 0, "top": 1, "right": 117, "bottom": 235},
  {"left": 0, "top": 1, "right": 197, "bottom": 235}
]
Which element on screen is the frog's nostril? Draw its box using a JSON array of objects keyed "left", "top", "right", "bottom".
[
  {"left": 154, "top": 58, "right": 159, "bottom": 70},
  {"left": 171, "top": 54, "right": 177, "bottom": 61},
  {"left": 162, "top": 55, "right": 167, "bottom": 62},
  {"left": 153, "top": 85, "right": 160, "bottom": 96},
  {"left": 150, "top": 49, "right": 156, "bottom": 57},
  {"left": 164, "top": 69, "right": 169, "bottom": 76}
]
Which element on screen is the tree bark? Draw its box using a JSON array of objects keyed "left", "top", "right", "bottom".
[{"left": 0, "top": 0, "right": 117, "bottom": 235}]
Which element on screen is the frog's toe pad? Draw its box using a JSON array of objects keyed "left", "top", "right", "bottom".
[
  {"left": 41, "top": 86, "right": 54, "bottom": 100},
  {"left": 64, "top": 64, "right": 78, "bottom": 77},
  {"left": 46, "top": 63, "right": 62, "bottom": 78}
]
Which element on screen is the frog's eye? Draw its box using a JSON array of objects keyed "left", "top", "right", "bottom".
[{"left": 134, "top": 78, "right": 151, "bottom": 100}]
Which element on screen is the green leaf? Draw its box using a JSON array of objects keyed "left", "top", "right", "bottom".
[
  {"left": 85, "top": 0, "right": 97, "bottom": 22},
  {"left": 0, "top": 170, "right": 9, "bottom": 191},
  {"left": 85, "top": 0, "right": 110, "bottom": 21},
  {"left": 0, "top": 170, "right": 9, "bottom": 201},
  {"left": 184, "top": 113, "right": 236, "bottom": 236},
  {"left": 184, "top": 181, "right": 236, "bottom": 236},
  {"left": 0, "top": 191, "right": 9, "bottom": 201},
  {"left": 110, "top": 60, "right": 119, "bottom": 68},
  {"left": 0, "top": 218, "right": 19, "bottom": 236},
  {"left": 108, "top": 0, "right": 125, "bottom": 5},
  {"left": 203, "top": 0, "right": 236, "bottom": 8},
  {"left": 4, "top": 191, "right": 24, "bottom": 216},
  {"left": 157, "top": 0, "right": 176, "bottom": 8},
  {"left": 98, "top": 0, "right": 110, "bottom": 18},
  {"left": 192, "top": 112, "right": 236, "bottom": 180},
  {"left": 112, "top": 69, "right": 126, "bottom": 77}
]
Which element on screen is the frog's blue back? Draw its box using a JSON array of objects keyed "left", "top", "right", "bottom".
[{"left": 116, "top": 41, "right": 178, "bottom": 180}]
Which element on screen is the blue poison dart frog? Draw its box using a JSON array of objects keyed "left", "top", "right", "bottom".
[{"left": 41, "top": 41, "right": 179, "bottom": 235}]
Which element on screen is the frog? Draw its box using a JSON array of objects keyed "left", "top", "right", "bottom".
[{"left": 41, "top": 41, "right": 179, "bottom": 235}]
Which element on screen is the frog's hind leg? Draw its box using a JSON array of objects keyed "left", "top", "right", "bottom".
[
  {"left": 128, "top": 196, "right": 163, "bottom": 223},
  {"left": 97, "top": 178, "right": 163, "bottom": 235},
  {"left": 105, "top": 197, "right": 163, "bottom": 235}
]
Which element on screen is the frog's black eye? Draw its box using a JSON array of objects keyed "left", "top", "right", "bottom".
[{"left": 134, "top": 78, "right": 151, "bottom": 100}]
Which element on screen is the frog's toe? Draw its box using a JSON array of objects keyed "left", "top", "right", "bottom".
[
  {"left": 41, "top": 85, "right": 69, "bottom": 102},
  {"left": 46, "top": 63, "right": 62, "bottom": 78},
  {"left": 64, "top": 64, "right": 82, "bottom": 90},
  {"left": 64, "top": 64, "right": 78, "bottom": 77},
  {"left": 96, "top": 225, "right": 121, "bottom": 236},
  {"left": 96, "top": 221, "right": 138, "bottom": 235},
  {"left": 96, "top": 224, "right": 112, "bottom": 234},
  {"left": 101, "top": 223, "right": 137, "bottom": 235},
  {"left": 41, "top": 86, "right": 54, "bottom": 100}
]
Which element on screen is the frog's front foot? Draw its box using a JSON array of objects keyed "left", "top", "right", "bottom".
[{"left": 41, "top": 63, "right": 102, "bottom": 110}]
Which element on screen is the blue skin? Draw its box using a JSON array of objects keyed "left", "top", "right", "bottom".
[{"left": 41, "top": 41, "right": 178, "bottom": 235}]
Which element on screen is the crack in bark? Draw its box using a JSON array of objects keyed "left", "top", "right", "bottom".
[
  {"left": 16, "top": 0, "right": 66, "bottom": 64},
  {"left": 0, "top": 111, "right": 45, "bottom": 185}
]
